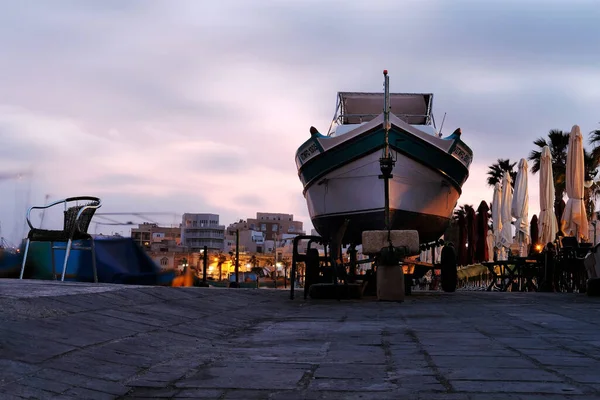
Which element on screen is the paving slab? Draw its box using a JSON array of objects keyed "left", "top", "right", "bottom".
[{"left": 2, "top": 280, "right": 600, "bottom": 399}]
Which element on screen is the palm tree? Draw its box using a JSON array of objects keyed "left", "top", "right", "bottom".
[
  {"left": 249, "top": 255, "right": 258, "bottom": 269},
  {"left": 453, "top": 205, "right": 466, "bottom": 221},
  {"left": 528, "top": 129, "right": 569, "bottom": 205},
  {"left": 280, "top": 258, "right": 291, "bottom": 287},
  {"left": 486, "top": 159, "right": 517, "bottom": 188},
  {"left": 216, "top": 253, "right": 227, "bottom": 281},
  {"left": 587, "top": 128, "right": 600, "bottom": 216},
  {"left": 268, "top": 258, "right": 280, "bottom": 285},
  {"left": 453, "top": 205, "right": 468, "bottom": 266},
  {"left": 584, "top": 148, "right": 600, "bottom": 216},
  {"left": 529, "top": 129, "right": 600, "bottom": 218},
  {"left": 248, "top": 254, "right": 261, "bottom": 288},
  {"left": 589, "top": 127, "right": 600, "bottom": 164}
]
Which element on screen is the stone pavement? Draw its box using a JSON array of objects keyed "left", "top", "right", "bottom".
[{"left": 1, "top": 280, "right": 600, "bottom": 399}]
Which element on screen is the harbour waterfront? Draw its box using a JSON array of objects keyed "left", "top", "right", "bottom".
[{"left": 1, "top": 280, "right": 600, "bottom": 399}]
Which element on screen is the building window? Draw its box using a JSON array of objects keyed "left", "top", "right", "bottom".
[
  {"left": 160, "top": 257, "right": 169, "bottom": 266},
  {"left": 261, "top": 224, "right": 266, "bottom": 231},
  {"left": 272, "top": 224, "right": 278, "bottom": 232}
]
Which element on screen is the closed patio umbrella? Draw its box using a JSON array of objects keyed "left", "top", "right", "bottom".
[
  {"left": 561, "top": 125, "right": 588, "bottom": 241},
  {"left": 500, "top": 171, "right": 513, "bottom": 259},
  {"left": 457, "top": 209, "right": 468, "bottom": 266},
  {"left": 486, "top": 230, "right": 494, "bottom": 262},
  {"left": 475, "top": 200, "right": 490, "bottom": 263},
  {"left": 511, "top": 158, "right": 529, "bottom": 256},
  {"left": 466, "top": 205, "right": 477, "bottom": 264},
  {"left": 539, "top": 145, "right": 558, "bottom": 246},
  {"left": 492, "top": 183, "right": 503, "bottom": 260}
]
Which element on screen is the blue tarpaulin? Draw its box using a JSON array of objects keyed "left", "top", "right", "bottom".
[
  {"left": 17, "top": 236, "right": 174, "bottom": 285},
  {"left": 0, "top": 251, "right": 21, "bottom": 278}
]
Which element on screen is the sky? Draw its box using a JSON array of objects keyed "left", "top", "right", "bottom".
[{"left": 1, "top": 0, "right": 600, "bottom": 244}]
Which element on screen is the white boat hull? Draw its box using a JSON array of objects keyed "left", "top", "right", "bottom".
[{"left": 305, "top": 150, "right": 461, "bottom": 244}]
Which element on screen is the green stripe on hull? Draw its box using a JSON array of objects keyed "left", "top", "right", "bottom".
[{"left": 298, "top": 127, "right": 470, "bottom": 193}]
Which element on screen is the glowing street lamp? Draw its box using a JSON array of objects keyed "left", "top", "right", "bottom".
[
  {"left": 229, "top": 229, "right": 240, "bottom": 288},
  {"left": 199, "top": 245, "right": 209, "bottom": 287}
]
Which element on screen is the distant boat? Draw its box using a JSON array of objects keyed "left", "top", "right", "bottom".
[{"left": 295, "top": 71, "right": 472, "bottom": 245}]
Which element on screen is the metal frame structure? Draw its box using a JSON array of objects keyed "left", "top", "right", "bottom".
[
  {"left": 327, "top": 91, "right": 434, "bottom": 135},
  {"left": 289, "top": 234, "right": 378, "bottom": 300}
]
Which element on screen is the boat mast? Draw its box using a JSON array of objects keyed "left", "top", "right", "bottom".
[
  {"left": 379, "top": 70, "right": 395, "bottom": 245},
  {"left": 383, "top": 70, "right": 391, "bottom": 158}
]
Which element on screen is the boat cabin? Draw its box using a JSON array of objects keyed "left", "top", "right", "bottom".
[{"left": 328, "top": 92, "right": 437, "bottom": 137}]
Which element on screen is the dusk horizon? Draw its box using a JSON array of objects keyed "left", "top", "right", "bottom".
[{"left": 2, "top": 0, "right": 600, "bottom": 244}]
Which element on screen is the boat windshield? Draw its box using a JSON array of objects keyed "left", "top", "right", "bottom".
[{"left": 336, "top": 92, "right": 431, "bottom": 123}]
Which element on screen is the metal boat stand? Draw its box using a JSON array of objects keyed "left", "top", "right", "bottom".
[
  {"left": 405, "top": 239, "right": 457, "bottom": 293},
  {"left": 289, "top": 221, "right": 377, "bottom": 301},
  {"left": 288, "top": 235, "right": 457, "bottom": 299}
]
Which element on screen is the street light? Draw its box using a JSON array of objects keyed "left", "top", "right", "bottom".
[
  {"left": 199, "top": 245, "right": 209, "bottom": 287},
  {"left": 229, "top": 229, "right": 240, "bottom": 288},
  {"left": 273, "top": 233, "right": 278, "bottom": 284},
  {"left": 181, "top": 257, "right": 188, "bottom": 275}
]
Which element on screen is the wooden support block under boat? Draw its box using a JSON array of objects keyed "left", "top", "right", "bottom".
[{"left": 362, "top": 230, "right": 419, "bottom": 256}]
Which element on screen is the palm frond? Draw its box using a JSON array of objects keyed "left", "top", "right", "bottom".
[
  {"left": 589, "top": 129, "right": 600, "bottom": 146},
  {"left": 485, "top": 158, "right": 517, "bottom": 188}
]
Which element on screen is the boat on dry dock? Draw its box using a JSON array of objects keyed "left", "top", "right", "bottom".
[{"left": 295, "top": 71, "right": 473, "bottom": 245}]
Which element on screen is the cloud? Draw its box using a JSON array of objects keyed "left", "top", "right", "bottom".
[{"left": 1, "top": 0, "right": 599, "bottom": 244}]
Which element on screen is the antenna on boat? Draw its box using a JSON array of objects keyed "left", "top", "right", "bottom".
[
  {"left": 379, "top": 70, "right": 395, "bottom": 247},
  {"left": 438, "top": 112, "right": 447, "bottom": 137},
  {"left": 383, "top": 70, "right": 390, "bottom": 158}
]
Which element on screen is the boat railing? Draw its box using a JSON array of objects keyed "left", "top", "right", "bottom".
[
  {"left": 335, "top": 113, "right": 432, "bottom": 126},
  {"left": 326, "top": 90, "right": 434, "bottom": 134}
]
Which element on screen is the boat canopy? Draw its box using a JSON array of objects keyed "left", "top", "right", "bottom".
[{"left": 336, "top": 92, "right": 433, "bottom": 125}]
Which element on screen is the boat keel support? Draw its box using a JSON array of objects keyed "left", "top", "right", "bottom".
[{"left": 362, "top": 229, "right": 419, "bottom": 302}]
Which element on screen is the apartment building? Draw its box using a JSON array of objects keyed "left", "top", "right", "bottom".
[
  {"left": 181, "top": 213, "right": 225, "bottom": 252},
  {"left": 247, "top": 212, "right": 304, "bottom": 241},
  {"left": 224, "top": 229, "right": 265, "bottom": 253},
  {"left": 131, "top": 223, "right": 181, "bottom": 252}
]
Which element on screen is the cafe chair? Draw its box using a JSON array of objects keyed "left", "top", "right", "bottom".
[{"left": 19, "top": 196, "right": 102, "bottom": 282}]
